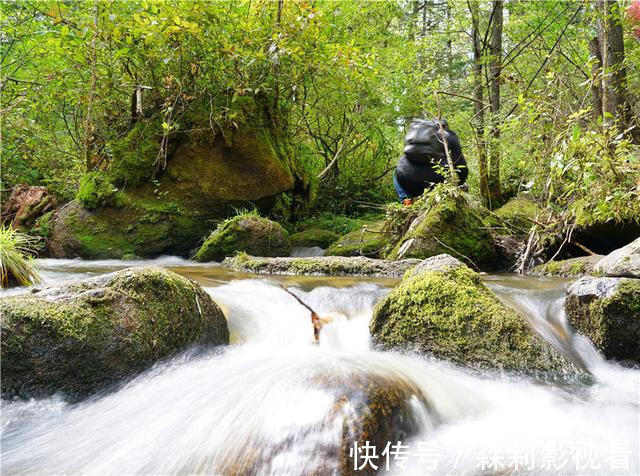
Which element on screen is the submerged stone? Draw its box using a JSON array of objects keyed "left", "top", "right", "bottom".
[
  {"left": 0, "top": 266, "right": 229, "bottom": 399},
  {"left": 565, "top": 276, "right": 640, "bottom": 363},
  {"left": 370, "top": 257, "right": 572, "bottom": 373},
  {"left": 195, "top": 215, "right": 291, "bottom": 262}
]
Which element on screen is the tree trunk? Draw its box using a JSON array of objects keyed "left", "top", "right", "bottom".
[
  {"left": 488, "top": 0, "right": 503, "bottom": 208},
  {"left": 588, "top": 36, "right": 603, "bottom": 122},
  {"left": 84, "top": 0, "right": 99, "bottom": 171},
  {"left": 469, "top": 0, "right": 490, "bottom": 205},
  {"left": 598, "top": 0, "right": 631, "bottom": 129}
]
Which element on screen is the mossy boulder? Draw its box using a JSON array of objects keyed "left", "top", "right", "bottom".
[
  {"left": 222, "top": 253, "right": 422, "bottom": 277},
  {"left": 565, "top": 276, "right": 640, "bottom": 363},
  {"left": 531, "top": 255, "right": 604, "bottom": 278},
  {"left": 289, "top": 228, "right": 340, "bottom": 248},
  {"left": 326, "top": 221, "right": 389, "bottom": 258},
  {"left": 50, "top": 118, "right": 302, "bottom": 259},
  {"left": 370, "top": 256, "right": 572, "bottom": 373},
  {"left": 483, "top": 196, "right": 540, "bottom": 236},
  {"left": 385, "top": 191, "right": 497, "bottom": 270},
  {"left": 195, "top": 215, "right": 290, "bottom": 262},
  {"left": 0, "top": 266, "right": 229, "bottom": 399}
]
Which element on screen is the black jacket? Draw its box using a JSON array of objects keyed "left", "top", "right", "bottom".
[{"left": 395, "top": 130, "right": 468, "bottom": 197}]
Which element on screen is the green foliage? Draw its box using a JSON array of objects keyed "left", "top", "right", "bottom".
[
  {"left": 0, "top": 226, "right": 42, "bottom": 287},
  {"left": 294, "top": 212, "right": 383, "bottom": 236},
  {"left": 76, "top": 172, "right": 118, "bottom": 210}
]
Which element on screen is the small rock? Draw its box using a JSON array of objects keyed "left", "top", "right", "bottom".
[
  {"left": 195, "top": 215, "right": 291, "bottom": 262},
  {"left": 593, "top": 237, "right": 640, "bottom": 278}
]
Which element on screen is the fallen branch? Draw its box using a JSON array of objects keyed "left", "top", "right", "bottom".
[{"left": 281, "top": 286, "right": 322, "bottom": 343}]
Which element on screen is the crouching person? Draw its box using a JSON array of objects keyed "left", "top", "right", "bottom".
[{"left": 394, "top": 118, "right": 468, "bottom": 206}]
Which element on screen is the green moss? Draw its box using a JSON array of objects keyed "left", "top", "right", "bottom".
[
  {"left": 326, "top": 221, "right": 390, "bottom": 258},
  {"left": 107, "top": 119, "right": 161, "bottom": 187},
  {"left": 566, "top": 278, "right": 640, "bottom": 362},
  {"left": 483, "top": 196, "right": 540, "bottom": 236},
  {"left": 195, "top": 214, "right": 291, "bottom": 262},
  {"left": 76, "top": 172, "right": 118, "bottom": 210},
  {"left": 387, "top": 191, "right": 496, "bottom": 269},
  {"left": 1, "top": 267, "right": 229, "bottom": 399},
  {"left": 225, "top": 252, "right": 418, "bottom": 277},
  {"left": 289, "top": 228, "right": 340, "bottom": 248},
  {"left": 371, "top": 265, "right": 570, "bottom": 373},
  {"left": 531, "top": 255, "right": 603, "bottom": 277}
]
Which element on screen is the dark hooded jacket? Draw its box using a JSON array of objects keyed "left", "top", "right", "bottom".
[{"left": 395, "top": 128, "right": 468, "bottom": 198}]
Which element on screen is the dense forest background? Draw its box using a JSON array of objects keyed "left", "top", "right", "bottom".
[{"left": 2, "top": 0, "right": 639, "bottom": 225}]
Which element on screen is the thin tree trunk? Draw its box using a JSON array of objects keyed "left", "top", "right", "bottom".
[
  {"left": 469, "top": 0, "right": 490, "bottom": 205},
  {"left": 84, "top": 0, "right": 98, "bottom": 171},
  {"left": 488, "top": 0, "right": 503, "bottom": 207},
  {"left": 588, "top": 36, "right": 603, "bottom": 121},
  {"left": 598, "top": 0, "right": 631, "bottom": 129},
  {"left": 445, "top": 0, "right": 452, "bottom": 82}
]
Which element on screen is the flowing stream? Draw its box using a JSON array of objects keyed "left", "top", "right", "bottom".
[{"left": 1, "top": 257, "right": 638, "bottom": 475}]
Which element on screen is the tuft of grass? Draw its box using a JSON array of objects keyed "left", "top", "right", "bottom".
[{"left": 0, "top": 226, "right": 42, "bottom": 288}]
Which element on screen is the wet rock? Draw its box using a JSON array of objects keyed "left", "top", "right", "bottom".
[
  {"left": 195, "top": 215, "right": 291, "bottom": 262},
  {"left": 222, "top": 253, "right": 422, "bottom": 277},
  {"left": 326, "top": 221, "right": 390, "bottom": 258},
  {"left": 593, "top": 237, "right": 640, "bottom": 278},
  {"left": 1, "top": 184, "right": 56, "bottom": 230},
  {"left": 385, "top": 191, "right": 496, "bottom": 271},
  {"left": 531, "top": 255, "right": 604, "bottom": 278},
  {"left": 565, "top": 276, "right": 640, "bottom": 363},
  {"left": 370, "top": 261, "right": 573, "bottom": 373},
  {"left": 335, "top": 375, "right": 424, "bottom": 475},
  {"left": 289, "top": 228, "right": 340, "bottom": 249},
  {"left": 0, "top": 266, "right": 229, "bottom": 399}
]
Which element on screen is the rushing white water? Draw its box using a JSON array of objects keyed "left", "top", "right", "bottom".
[{"left": 1, "top": 262, "right": 638, "bottom": 475}]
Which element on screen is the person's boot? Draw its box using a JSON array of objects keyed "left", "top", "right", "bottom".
[{"left": 402, "top": 198, "right": 413, "bottom": 207}]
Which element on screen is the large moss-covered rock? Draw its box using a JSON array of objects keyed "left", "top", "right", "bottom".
[
  {"left": 289, "top": 228, "right": 340, "bottom": 248},
  {"left": 222, "top": 253, "right": 421, "bottom": 277},
  {"left": 386, "top": 191, "right": 496, "bottom": 270},
  {"left": 0, "top": 267, "right": 229, "bottom": 399},
  {"left": 50, "top": 117, "right": 301, "bottom": 259},
  {"left": 370, "top": 256, "right": 572, "bottom": 373},
  {"left": 531, "top": 255, "right": 604, "bottom": 278},
  {"left": 565, "top": 276, "right": 640, "bottom": 363},
  {"left": 326, "top": 221, "right": 389, "bottom": 258},
  {"left": 195, "top": 215, "right": 290, "bottom": 262}
]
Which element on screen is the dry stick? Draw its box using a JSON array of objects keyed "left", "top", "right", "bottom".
[
  {"left": 571, "top": 240, "right": 596, "bottom": 256},
  {"left": 518, "top": 225, "right": 539, "bottom": 275},
  {"left": 433, "top": 92, "right": 458, "bottom": 184},
  {"left": 281, "top": 286, "right": 321, "bottom": 343}
]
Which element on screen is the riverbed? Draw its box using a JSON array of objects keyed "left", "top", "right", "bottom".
[{"left": 1, "top": 257, "right": 638, "bottom": 475}]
